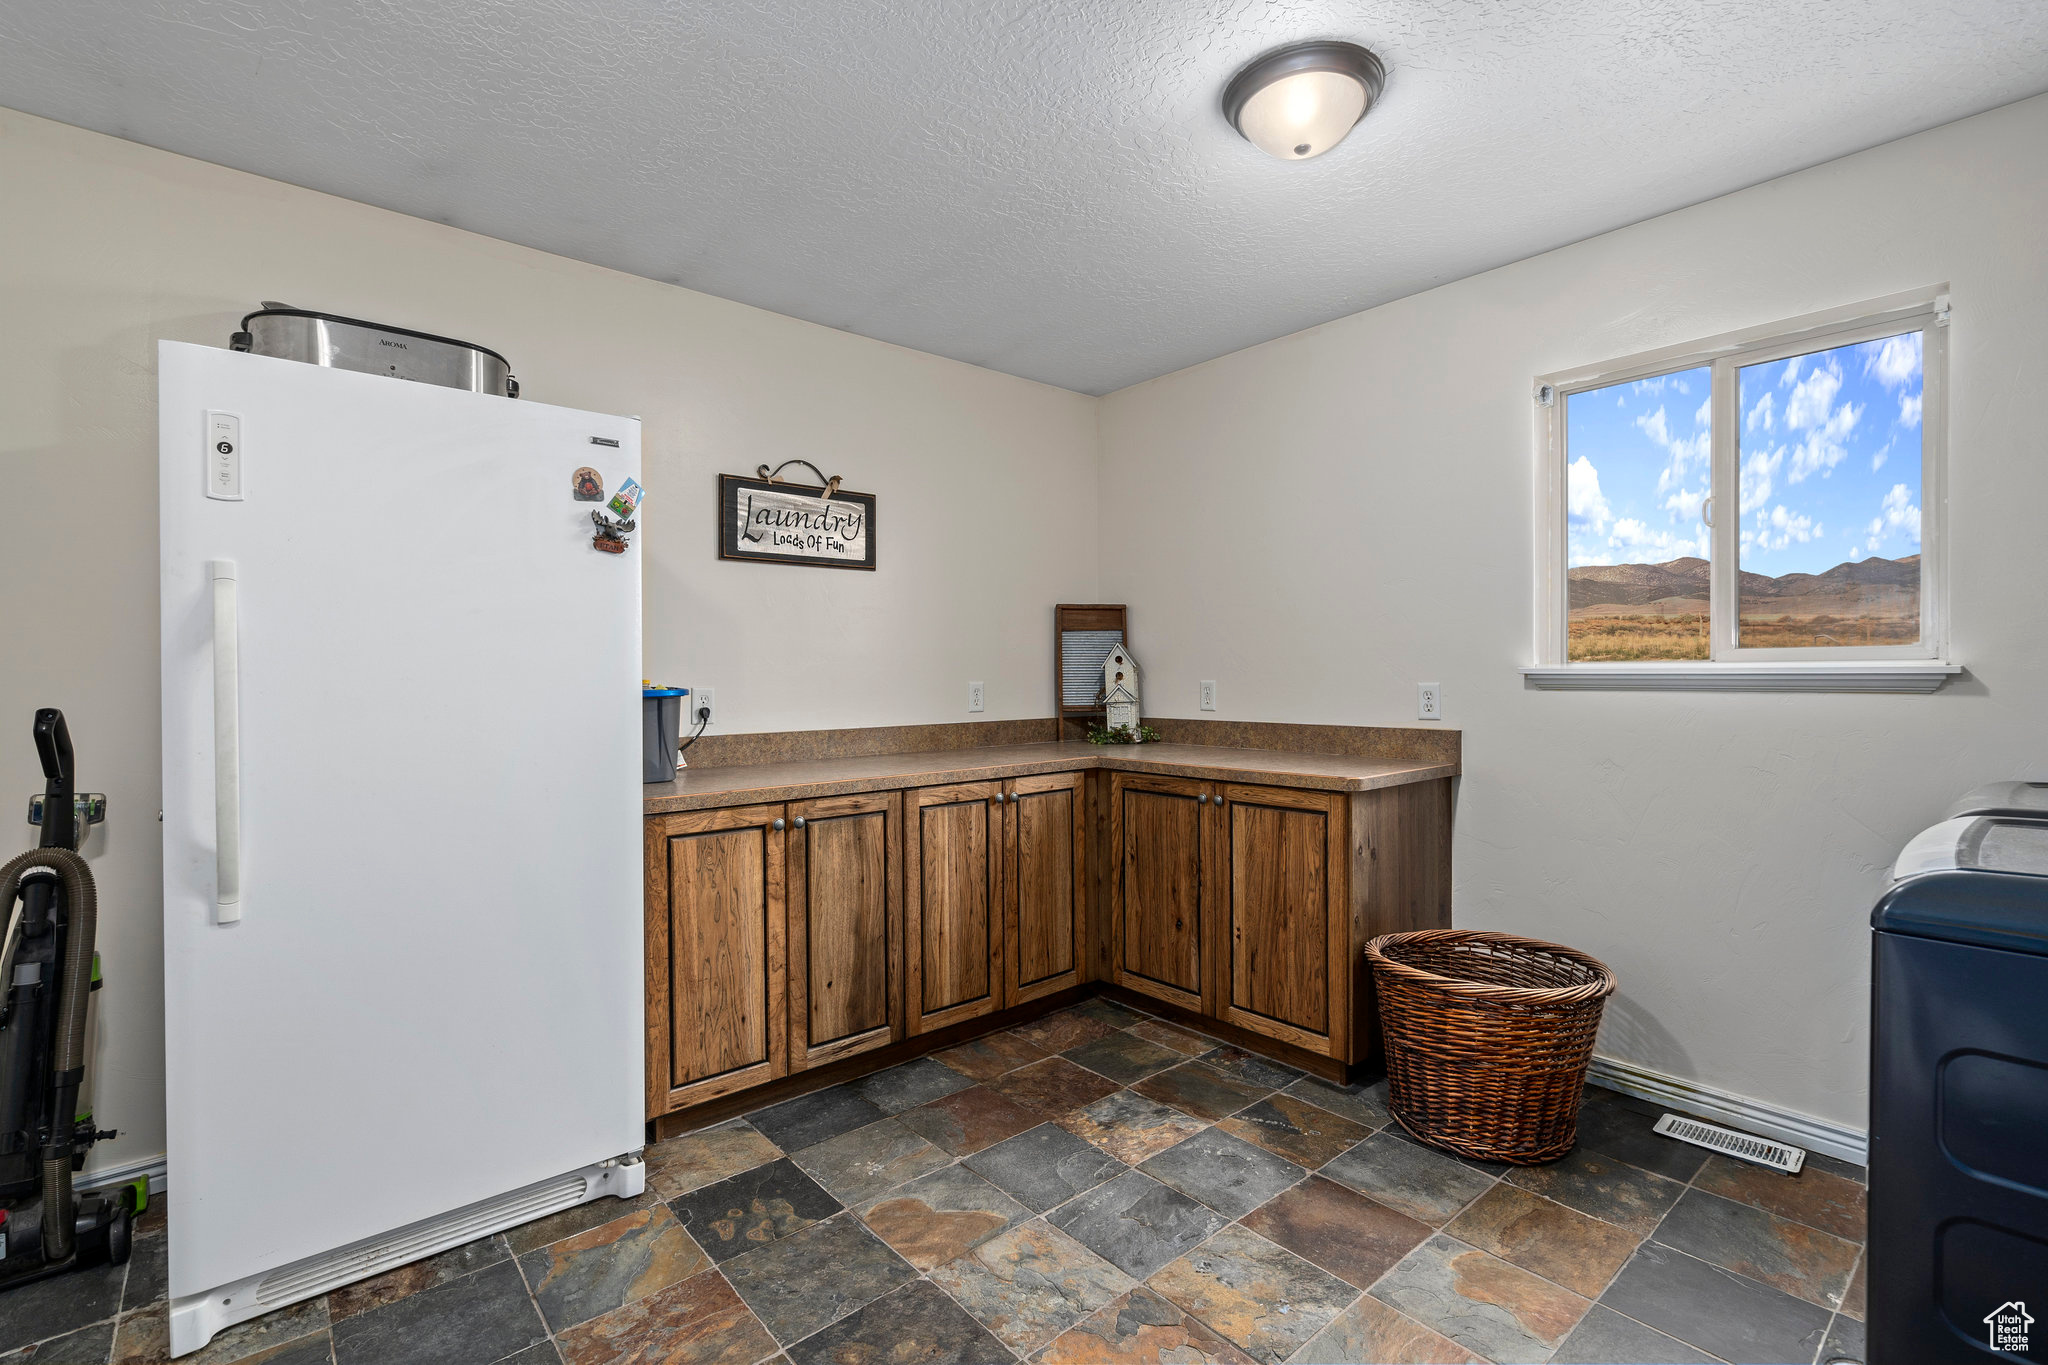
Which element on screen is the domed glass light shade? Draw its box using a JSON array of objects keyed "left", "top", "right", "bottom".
[{"left": 1223, "top": 41, "right": 1385, "bottom": 161}]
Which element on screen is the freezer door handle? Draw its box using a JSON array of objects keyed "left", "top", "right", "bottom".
[{"left": 210, "top": 560, "right": 242, "bottom": 924}]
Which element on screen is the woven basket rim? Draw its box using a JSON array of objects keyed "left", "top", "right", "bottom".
[{"left": 1364, "top": 928, "right": 1616, "bottom": 1007}]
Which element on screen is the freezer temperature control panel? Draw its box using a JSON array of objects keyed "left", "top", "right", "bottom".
[{"left": 205, "top": 410, "right": 243, "bottom": 501}]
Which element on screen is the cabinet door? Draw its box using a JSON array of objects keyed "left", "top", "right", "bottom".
[
  {"left": 1004, "top": 771, "right": 1086, "bottom": 1007},
  {"left": 1218, "top": 784, "right": 1347, "bottom": 1057},
  {"left": 905, "top": 782, "right": 1003, "bottom": 1034},
  {"left": 787, "top": 792, "right": 902, "bottom": 1070},
  {"left": 645, "top": 805, "right": 787, "bottom": 1116},
  {"left": 1109, "top": 772, "right": 1210, "bottom": 1014}
]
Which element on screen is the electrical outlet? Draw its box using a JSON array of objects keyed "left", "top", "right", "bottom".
[
  {"left": 1199, "top": 680, "right": 1218, "bottom": 712},
  {"left": 1417, "top": 682, "right": 1441, "bottom": 721},
  {"left": 968, "top": 681, "right": 985, "bottom": 713},
  {"left": 693, "top": 687, "right": 715, "bottom": 726}
]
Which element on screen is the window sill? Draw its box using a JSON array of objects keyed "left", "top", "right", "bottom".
[{"left": 1519, "top": 661, "right": 1962, "bottom": 693}]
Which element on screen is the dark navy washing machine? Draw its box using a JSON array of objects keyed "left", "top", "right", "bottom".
[{"left": 1870, "top": 800, "right": 2048, "bottom": 1363}]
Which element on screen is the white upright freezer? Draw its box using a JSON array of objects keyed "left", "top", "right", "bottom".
[{"left": 157, "top": 341, "right": 645, "bottom": 1355}]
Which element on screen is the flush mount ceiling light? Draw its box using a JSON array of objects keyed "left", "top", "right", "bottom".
[{"left": 1222, "top": 40, "right": 1385, "bottom": 161}]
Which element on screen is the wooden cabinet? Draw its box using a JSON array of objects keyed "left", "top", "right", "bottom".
[
  {"left": 1109, "top": 774, "right": 1212, "bottom": 1015},
  {"left": 1108, "top": 772, "right": 1451, "bottom": 1067},
  {"left": 787, "top": 792, "right": 901, "bottom": 1071},
  {"left": 647, "top": 793, "right": 905, "bottom": 1117},
  {"left": 1004, "top": 771, "right": 1086, "bottom": 1006},
  {"left": 644, "top": 751, "right": 1449, "bottom": 1123},
  {"left": 905, "top": 782, "right": 1004, "bottom": 1033},
  {"left": 1345, "top": 775, "right": 1456, "bottom": 1066},
  {"left": 1217, "top": 784, "right": 1347, "bottom": 1057},
  {"left": 645, "top": 804, "right": 788, "bottom": 1114},
  {"left": 904, "top": 772, "right": 1090, "bottom": 1034}
]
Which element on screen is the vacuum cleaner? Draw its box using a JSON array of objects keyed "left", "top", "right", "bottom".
[{"left": 0, "top": 709, "right": 131, "bottom": 1288}]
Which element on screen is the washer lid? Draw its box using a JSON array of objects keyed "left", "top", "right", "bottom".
[
  {"left": 1943, "top": 780, "right": 2048, "bottom": 822},
  {"left": 1876, "top": 823, "right": 2048, "bottom": 953},
  {"left": 1894, "top": 817, "right": 2048, "bottom": 884}
]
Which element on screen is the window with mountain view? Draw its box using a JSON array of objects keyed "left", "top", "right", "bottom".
[
  {"left": 1566, "top": 366, "right": 1713, "bottom": 660},
  {"left": 1735, "top": 335, "right": 1921, "bottom": 647},
  {"left": 1551, "top": 298, "right": 1942, "bottom": 667}
]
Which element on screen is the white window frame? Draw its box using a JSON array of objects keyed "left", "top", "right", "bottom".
[{"left": 1525, "top": 288, "right": 1959, "bottom": 693}]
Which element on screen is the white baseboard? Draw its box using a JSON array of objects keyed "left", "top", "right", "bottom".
[
  {"left": 1589, "top": 1056, "right": 1867, "bottom": 1166},
  {"left": 77, "top": 1153, "right": 168, "bottom": 1196}
]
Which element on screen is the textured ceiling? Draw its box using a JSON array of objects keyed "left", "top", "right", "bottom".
[{"left": 4, "top": 2, "right": 2046, "bottom": 394}]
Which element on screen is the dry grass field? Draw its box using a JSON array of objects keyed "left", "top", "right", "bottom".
[
  {"left": 1568, "top": 604, "right": 1919, "bottom": 659},
  {"left": 1735, "top": 612, "right": 1920, "bottom": 648},
  {"left": 1569, "top": 613, "right": 1711, "bottom": 660}
]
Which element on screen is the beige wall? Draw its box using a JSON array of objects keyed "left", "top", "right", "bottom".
[
  {"left": 1098, "top": 93, "right": 2048, "bottom": 1132},
  {"left": 0, "top": 109, "right": 1100, "bottom": 1178},
  {"left": 8, "top": 91, "right": 2043, "bottom": 1178}
]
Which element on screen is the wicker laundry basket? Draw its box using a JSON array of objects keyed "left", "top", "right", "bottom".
[{"left": 1365, "top": 929, "right": 1617, "bottom": 1165}]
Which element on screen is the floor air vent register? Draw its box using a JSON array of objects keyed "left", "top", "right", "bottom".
[{"left": 1653, "top": 1113, "right": 1807, "bottom": 1173}]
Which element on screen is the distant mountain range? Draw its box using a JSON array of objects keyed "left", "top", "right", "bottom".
[{"left": 1568, "top": 554, "right": 1919, "bottom": 611}]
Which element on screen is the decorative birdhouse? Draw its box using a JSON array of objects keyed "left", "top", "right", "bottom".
[{"left": 1101, "top": 644, "right": 1142, "bottom": 736}]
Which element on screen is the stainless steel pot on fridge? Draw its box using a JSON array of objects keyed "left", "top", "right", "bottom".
[{"left": 230, "top": 304, "right": 518, "bottom": 397}]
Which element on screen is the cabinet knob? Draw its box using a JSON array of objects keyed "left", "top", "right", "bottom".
[
  {"left": 1198, "top": 793, "right": 1209, "bottom": 804},
  {"left": 771, "top": 817, "right": 786, "bottom": 831},
  {"left": 994, "top": 792, "right": 1006, "bottom": 804},
  {"left": 793, "top": 816, "right": 806, "bottom": 829}
]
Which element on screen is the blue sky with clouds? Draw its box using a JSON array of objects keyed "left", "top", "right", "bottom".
[{"left": 1567, "top": 330, "right": 1923, "bottom": 576}]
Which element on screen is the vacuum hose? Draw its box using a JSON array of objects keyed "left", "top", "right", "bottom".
[{"left": 0, "top": 847, "right": 96, "bottom": 1263}]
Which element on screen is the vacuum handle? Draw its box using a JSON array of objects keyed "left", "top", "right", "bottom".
[
  {"left": 210, "top": 561, "right": 243, "bottom": 924},
  {"left": 33, "top": 709, "right": 73, "bottom": 792},
  {"left": 32, "top": 708, "right": 79, "bottom": 850}
]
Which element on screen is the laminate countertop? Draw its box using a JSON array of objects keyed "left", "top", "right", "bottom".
[{"left": 642, "top": 741, "right": 1459, "bottom": 814}]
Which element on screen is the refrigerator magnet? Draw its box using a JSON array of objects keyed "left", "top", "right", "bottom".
[
  {"left": 606, "top": 477, "right": 642, "bottom": 519},
  {"left": 590, "top": 509, "right": 634, "bottom": 554},
  {"left": 571, "top": 467, "right": 604, "bottom": 501}
]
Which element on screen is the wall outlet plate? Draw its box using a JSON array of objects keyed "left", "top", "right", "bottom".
[
  {"left": 968, "top": 681, "right": 985, "bottom": 713},
  {"left": 1199, "top": 680, "right": 1217, "bottom": 712},
  {"left": 693, "top": 687, "right": 715, "bottom": 726},
  {"left": 1417, "top": 682, "right": 1441, "bottom": 721}
]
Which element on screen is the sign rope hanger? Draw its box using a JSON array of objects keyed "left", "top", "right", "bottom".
[{"left": 755, "top": 459, "right": 842, "bottom": 501}]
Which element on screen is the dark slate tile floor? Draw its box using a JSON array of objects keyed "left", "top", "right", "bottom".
[{"left": 0, "top": 1001, "right": 1869, "bottom": 1363}]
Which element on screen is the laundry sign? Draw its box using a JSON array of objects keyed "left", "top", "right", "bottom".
[{"left": 719, "top": 472, "right": 876, "bottom": 570}]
